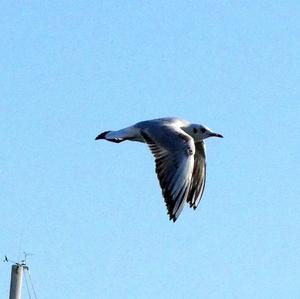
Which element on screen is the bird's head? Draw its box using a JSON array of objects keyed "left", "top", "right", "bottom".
[{"left": 186, "top": 124, "right": 223, "bottom": 142}]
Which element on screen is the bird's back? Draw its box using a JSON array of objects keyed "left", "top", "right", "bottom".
[{"left": 134, "top": 117, "right": 189, "bottom": 130}]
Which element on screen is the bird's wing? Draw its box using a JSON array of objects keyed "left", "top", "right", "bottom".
[
  {"left": 186, "top": 141, "right": 206, "bottom": 209},
  {"left": 141, "top": 125, "right": 195, "bottom": 222}
]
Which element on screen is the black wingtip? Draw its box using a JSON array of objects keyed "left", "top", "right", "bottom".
[
  {"left": 188, "top": 202, "right": 197, "bottom": 210},
  {"left": 95, "top": 131, "right": 110, "bottom": 140},
  {"left": 169, "top": 214, "right": 177, "bottom": 223}
]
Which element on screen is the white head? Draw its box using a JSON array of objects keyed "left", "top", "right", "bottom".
[{"left": 184, "top": 124, "right": 223, "bottom": 142}]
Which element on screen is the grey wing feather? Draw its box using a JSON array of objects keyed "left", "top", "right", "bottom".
[
  {"left": 141, "top": 126, "right": 195, "bottom": 222},
  {"left": 186, "top": 141, "right": 206, "bottom": 209}
]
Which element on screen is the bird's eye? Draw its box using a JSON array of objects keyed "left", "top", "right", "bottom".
[
  {"left": 200, "top": 128, "right": 206, "bottom": 133},
  {"left": 193, "top": 128, "right": 197, "bottom": 134}
]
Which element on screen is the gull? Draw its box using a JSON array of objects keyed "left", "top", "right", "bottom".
[{"left": 95, "top": 117, "right": 223, "bottom": 222}]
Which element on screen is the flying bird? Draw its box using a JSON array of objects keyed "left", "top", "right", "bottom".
[{"left": 95, "top": 117, "right": 223, "bottom": 222}]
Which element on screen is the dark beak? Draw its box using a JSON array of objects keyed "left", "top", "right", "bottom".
[{"left": 210, "top": 132, "right": 223, "bottom": 138}]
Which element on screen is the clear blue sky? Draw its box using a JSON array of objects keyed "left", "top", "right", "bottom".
[{"left": 1, "top": 1, "right": 300, "bottom": 298}]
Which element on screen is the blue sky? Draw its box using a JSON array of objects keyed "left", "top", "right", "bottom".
[{"left": 1, "top": 1, "right": 300, "bottom": 298}]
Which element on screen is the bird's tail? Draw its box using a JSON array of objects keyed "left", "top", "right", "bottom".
[
  {"left": 95, "top": 127, "right": 138, "bottom": 143},
  {"left": 95, "top": 130, "right": 124, "bottom": 143}
]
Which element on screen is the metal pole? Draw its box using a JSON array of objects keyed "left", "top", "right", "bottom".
[{"left": 9, "top": 264, "right": 24, "bottom": 299}]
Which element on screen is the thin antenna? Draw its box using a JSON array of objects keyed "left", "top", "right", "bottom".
[
  {"left": 26, "top": 270, "right": 38, "bottom": 299},
  {"left": 24, "top": 271, "right": 32, "bottom": 299},
  {"left": 23, "top": 252, "right": 34, "bottom": 265},
  {"left": 3, "top": 256, "right": 17, "bottom": 264}
]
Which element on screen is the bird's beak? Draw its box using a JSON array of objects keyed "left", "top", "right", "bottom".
[{"left": 210, "top": 132, "right": 223, "bottom": 138}]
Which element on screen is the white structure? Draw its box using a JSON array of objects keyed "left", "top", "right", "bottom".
[{"left": 9, "top": 264, "right": 28, "bottom": 299}]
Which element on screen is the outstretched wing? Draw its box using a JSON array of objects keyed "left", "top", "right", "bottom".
[
  {"left": 141, "top": 125, "right": 195, "bottom": 222},
  {"left": 186, "top": 141, "right": 206, "bottom": 209}
]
